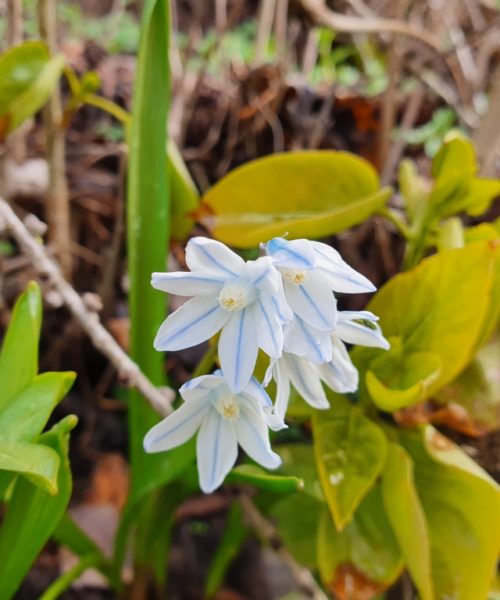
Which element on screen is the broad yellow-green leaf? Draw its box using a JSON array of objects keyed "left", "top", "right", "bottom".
[
  {"left": 381, "top": 443, "right": 433, "bottom": 600},
  {"left": 355, "top": 242, "right": 495, "bottom": 411},
  {"left": 168, "top": 140, "right": 199, "bottom": 241},
  {"left": 226, "top": 464, "right": 303, "bottom": 493},
  {"left": 435, "top": 335, "right": 500, "bottom": 435},
  {"left": 0, "top": 371, "right": 75, "bottom": 443},
  {"left": 366, "top": 345, "right": 441, "bottom": 411},
  {"left": 430, "top": 137, "right": 500, "bottom": 218},
  {"left": 0, "top": 281, "right": 42, "bottom": 412},
  {"left": 0, "top": 415, "right": 76, "bottom": 600},
  {"left": 0, "top": 441, "right": 60, "bottom": 494},
  {"left": 269, "top": 444, "right": 323, "bottom": 567},
  {"left": 312, "top": 397, "right": 387, "bottom": 529},
  {"left": 400, "top": 425, "right": 500, "bottom": 600},
  {"left": 0, "top": 41, "right": 65, "bottom": 138},
  {"left": 317, "top": 487, "right": 403, "bottom": 598},
  {"left": 200, "top": 151, "right": 391, "bottom": 248}
]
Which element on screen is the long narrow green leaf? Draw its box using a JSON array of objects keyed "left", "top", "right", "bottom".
[
  {"left": 0, "top": 281, "right": 42, "bottom": 411},
  {"left": 127, "top": 0, "right": 171, "bottom": 492},
  {"left": 0, "top": 416, "right": 76, "bottom": 599}
]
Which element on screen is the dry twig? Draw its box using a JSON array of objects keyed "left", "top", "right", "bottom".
[
  {"left": 0, "top": 197, "right": 174, "bottom": 416},
  {"left": 298, "top": 0, "right": 443, "bottom": 51},
  {"left": 38, "top": 0, "right": 72, "bottom": 278},
  {"left": 239, "top": 494, "right": 328, "bottom": 600}
]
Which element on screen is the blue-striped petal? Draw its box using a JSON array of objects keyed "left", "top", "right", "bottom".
[
  {"left": 253, "top": 297, "right": 284, "bottom": 359},
  {"left": 143, "top": 396, "right": 209, "bottom": 453},
  {"left": 197, "top": 409, "right": 238, "bottom": 493},
  {"left": 151, "top": 271, "right": 227, "bottom": 296},
  {"left": 242, "top": 376, "right": 273, "bottom": 408},
  {"left": 284, "top": 271, "right": 337, "bottom": 331},
  {"left": 283, "top": 316, "right": 332, "bottom": 364},
  {"left": 185, "top": 237, "right": 245, "bottom": 277},
  {"left": 179, "top": 373, "right": 225, "bottom": 402},
  {"left": 318, "top": 338, "right": 358, "bottom": 393},
  {"left": 218, "top": 308, "right": 258, "bottom": 393},
  {"left": 236, "top": 400, "right": 281, "bottom": 469},
  {"left": 266, "top": 237, "right": 316, "bottom": 269},
  {"left": 154, "top": 296, "right": 230, "bottom": 351},
  {"left": 336, "top": 311, "right": 390, "bottom": 349},
  {"left": 285, "top": 354, "right": 329, "bottom": 410}
]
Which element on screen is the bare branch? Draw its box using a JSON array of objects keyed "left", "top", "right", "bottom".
[{"left": 0, "top": 197, "right": 174, "bottom": 416}]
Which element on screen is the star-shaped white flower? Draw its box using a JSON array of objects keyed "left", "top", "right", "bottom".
[
  {"left": 265, "top": 237, "right": 376, "bottom": 332},
  {"left": 266, "top": 311, "right": 389, "bottom": 428},
  {"left": 144, "top": 371, "right": 281, "bottom": 493},
  {"left": 152, "top": 237, "right": 292, "bottom": 392}
]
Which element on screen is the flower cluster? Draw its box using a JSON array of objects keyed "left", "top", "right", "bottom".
[{"left": 144, "top": 237, "right": 389, "bottom": 493}]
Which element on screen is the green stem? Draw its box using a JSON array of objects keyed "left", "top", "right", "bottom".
[
  {"left": 378, "top": 208, "right": 412, "bottom": 240},
  {"left": 39, "top": 554, "right": 103, "bottom": 600},
  {"left": 192, "top": 343, "right": 218, "bottom": 378},
  {"left": 85, "top": 94, "right": 131, "bottom": 125}
]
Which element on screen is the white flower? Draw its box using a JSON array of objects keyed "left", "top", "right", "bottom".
[
  {"left": 143, "top": 371, "right": 281, "bottom": 493},
  {"left": 265, "top": 237, "right": 376, "bottom": 332},
  {"left": 152, "top": 237, "right": 292, "bottom": 393},
  {"left": 266, "top": 311, "right": 389, "bottom": 427}
]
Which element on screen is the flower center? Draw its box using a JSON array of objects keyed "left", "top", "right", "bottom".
[
  {"left": 281, "top": 268, "right": 309, "bottom": 285},
  {"left": 216, "top": 395, "right": 240, "bottom": 422},
  {"left": 218, "top": 282, "right": 256, "bottom": 311}
]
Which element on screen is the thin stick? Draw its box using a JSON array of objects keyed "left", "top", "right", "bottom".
[
  {"left": 0, "top": 197, "right": 174, "bottom": 416},
  {"left": 297, "top": 0, "right": 443, "bottom": 51},
  {"left": 239, "top": 495, "right": 328, "bottom": 600},
  {"left": 38, "top": 0, "right": 72, "bottom": 279}
]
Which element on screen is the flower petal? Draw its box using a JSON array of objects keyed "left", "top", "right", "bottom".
[
  {"left": 253, "top": 297, "right": 285, "bottom": 359},
  {"left": 266, "top": 359, "right": 290, "bottom": 430},
  {"left": 237, "top": 400, "right": 281, "bottom": 469},
  {"left": 151, "top": 271, "right": 226, "bottom": 296},
  {"left": 154, "top": 296, "right": 230, "bottom": 351},
  {"left": 311, "top": 241, "right": 376, "bottom": 293},
  {"left": 318, "top": 338, "right": 358, "bottom": 393},
  {"left": 284, "top": 272, "right": 337, "bottom": 331},
  {"left": 218, "top": 308, "right": 259, "bottom": 392},
  {"left": 283, "top": 316, "right": 332, "bottom": 364},
  {"left": 186, "top": 237, "right": 245, "bottom": 277},
  {"left": 179, "top": 373, "right": 225, "bottom": 402},
  {"left": 336, "top": 311, "right": 390, "bottom": 349},
  {"left": 242, "top": 376, "right": 273, "bottom": 408},
  {"left": 266, "top": 237, "right": 316, "bottom": 269},
  {"left": 143, "top": 397, "right": 209, "bottom": 453},
  {"left": 285, "top": 354, "right": 329, "bottom": 410},
  {"left": 197, "top": 409, "right": 238, "bottom": 493}
]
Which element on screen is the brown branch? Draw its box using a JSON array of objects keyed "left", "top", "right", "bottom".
[
  {"left": 0, "top": 197, "right": 174, "bottom": 416},
  {"left": 298, "top": 0, "right": 443, "bottom": 52},
  {"left": 38, "top": 0, "right": 72, "bottom": 279},
  {"left": 239, "top": 495, "right": 328, "bottom": 600}
]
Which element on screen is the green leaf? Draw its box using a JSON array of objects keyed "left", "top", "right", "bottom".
[
  {"left": 0, "top": 41, "right": 65, "bottom": 138},
  {"left": 200, "top": 151, "right": 391, "bottom": 248},
  {"left": 355, "top": 242, "right": 496, "bottom": 411},
  {"left": 317, "top": 487, "right": 403, "bottom": 598},
  {"left": 430, "top": 137, "right": 500, "bottom": 218},
  {"left": 168, "top": 140, "right": 199, "bottom": 241},
  {"left": 435, "top": 334, "right": 500, "bottom": 435},
  {"left": 226, "top": 464, "right": 303, "bottom": 493},
  {"left": 269, "top": 443, "right": 324, "bottom": 568},
  {"left": 126, "top": 0, "right": 172, "bottom": 506},
  {"left": 399, "top": 425, "right": 500, "bottom": 600},
  {"left": 0, "top": 441, "right": 60, "bottom": 494},
  {"left": 0, "top": 415, "right": 76, "bottom": 600},
  {"left": 381, "top": 443, "right": 433, "bottom": 600},
  {"left": 0, "top": 281, "right": 42, "bottom": 412},
  {"left": 0, "top": 371, "right": 75, "bottom": 443},
  {"left": 366, "top": 347, "right": 441, "bottom": 412},
  {"left": 312, "top": 397, "right": 387, "bottom": 529}
]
